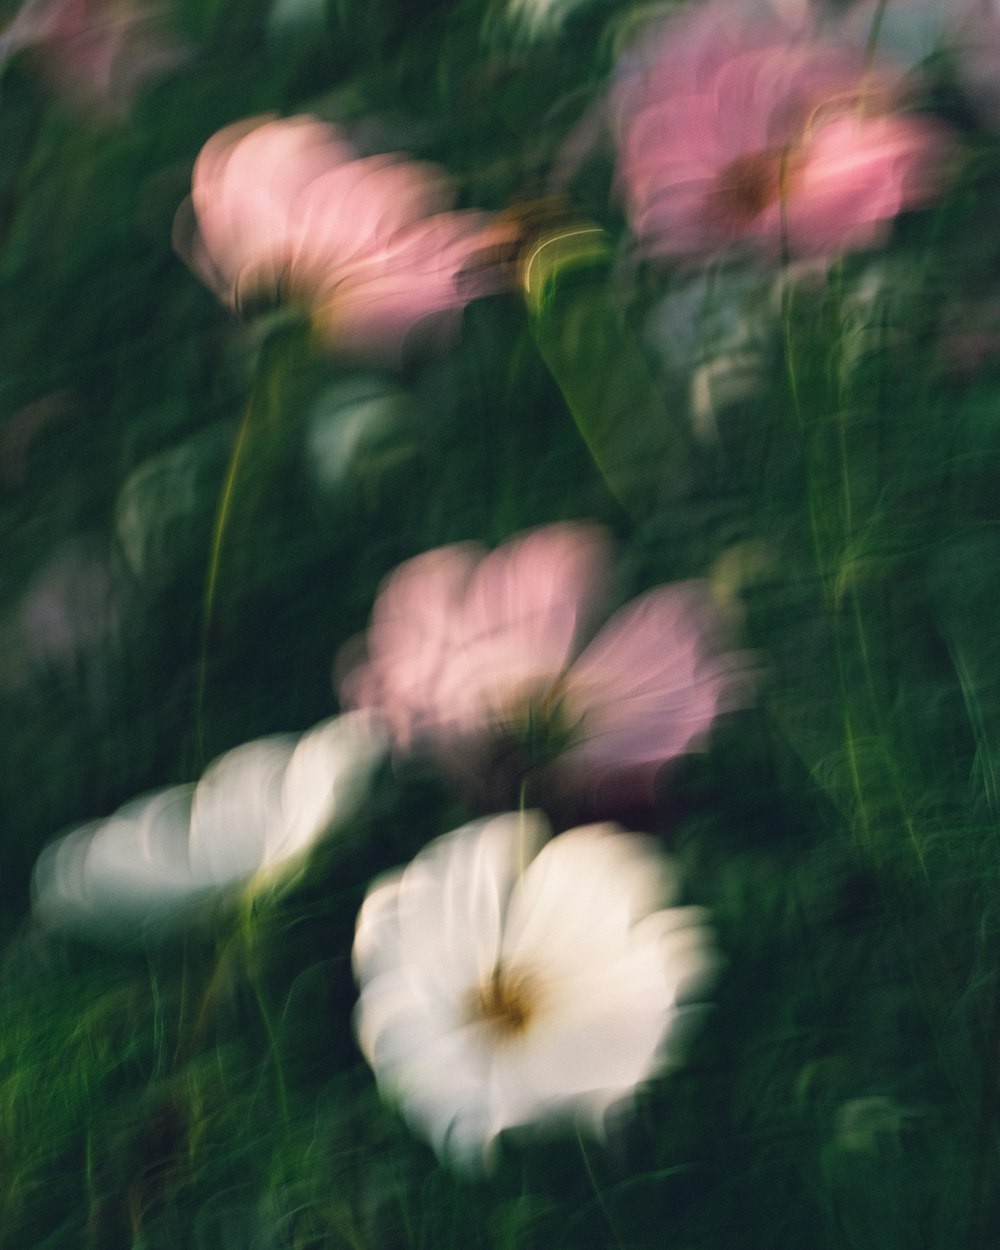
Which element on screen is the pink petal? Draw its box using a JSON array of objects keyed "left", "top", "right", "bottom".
[
  {"left": 184, "top": 115, "right": 355, "bottom": 305},
  {"left": 290, "top": 156, "right": 454, "bottom": 280},
  {"left": 179, "top": 114, "right": 514, "bottom": 359},
  {"left": 432, "top": 523, "right": 610, "bottom": 734},
  {"left": 339, "top": 544, "right": 480, "bottom": 749},
  {"left": 311, "top": 210, "right": 516, "bottom": 364},
  {"left": 785, "top": 111, "right": 952, "bottom": 255},
  {"left": 562, "top": 583, "right": 749, "bottom": 790}
]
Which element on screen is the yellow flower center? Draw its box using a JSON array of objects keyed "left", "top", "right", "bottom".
[{"left": 472, "top": 965, "right": 539, "bottom": 1039}]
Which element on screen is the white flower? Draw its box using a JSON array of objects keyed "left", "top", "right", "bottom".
[
  {"left": 32, "top": 712, "right": 387, "bottom": 940},
  {"left": 114, "top": 431, "right": 222, "bottom": 581},
  {"left": 353, "top": 811, "right": 716, "bottom": 1166},
  {"left": 304, "top": 377, "right": 412, "bottom": 495}
]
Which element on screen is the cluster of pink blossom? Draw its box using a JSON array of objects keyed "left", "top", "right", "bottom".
[{"left": 172, "top": 5, "right": 962, "bottom": 362}]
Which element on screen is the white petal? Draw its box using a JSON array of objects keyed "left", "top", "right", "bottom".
[
  {"left": 352, "top": 813, "right": 550, "bottom": 1162},
  {"left": 270, "top": 711, "right": 387, "bottom": 870},
  {"left": 393, "top": 812, "right": 545, "bottom": 1007},
  {"left": 32, "top": 787, "right": 201, "bottom": 936},
  {"left": 494, "top": 916, "right": 714, "bottom": 1127},
  {"left": 32, "top": 820, "right": 104, "bottom": 930},
  {"left": 85, "top": 787, "right": 199, "bottom": 908},
  {"left": 188, "top": 738, "right": 295, "bottom": 885},
  {"left": 502, "top": 825, "right": 677, "bottom": 978}
]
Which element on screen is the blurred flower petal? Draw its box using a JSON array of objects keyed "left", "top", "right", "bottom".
[
  {"left": 564, "top": 583, "right": 747, "bottom": 782},
  {"left": 342, "top": 523, "right": 608, "bottom": 752},
  {"left": 188, "top": 739, "right": 293, "bottom": 886},
  {"left": 277, "top": 714, "right": 388, "bottom": 865}
]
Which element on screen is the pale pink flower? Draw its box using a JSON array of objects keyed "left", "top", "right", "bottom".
[
  {"left": 2, "top": 0, "right": 184, "bottom": 117},
  {"left": 177, "top": 115, "right": 514, "bottom": 361},
  {"left": 612, "top": 2, "right": 950, "bottom": 259},
  {"left": 181, "top": 115, "right": 356, "bottom": 309},
  {"left": 339, "top": 523, "right": 747, "bottom": 800}
]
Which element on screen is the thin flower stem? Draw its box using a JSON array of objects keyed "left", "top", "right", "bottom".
[
  {"left": 194, "top": 390, "right": 255, "bottom": 766},
  {"left": 241, "top": 901, "right": 291, "bottom": 1128},
  {"left": 863, "top": 0, "right": 890, "bottom": 69},
  {"left": 576, "top": 1129, "right": 626, "bottom": 1250},
  {"left": 781, "top": 278, "right": 803, "bottom": 430},
  {"left": 172, "top": 932, "right": 238, "bottom": 1069}
]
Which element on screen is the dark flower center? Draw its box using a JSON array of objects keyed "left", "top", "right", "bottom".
[
  {"left": 496, "top": 676, "right": 581, "bottom": 767},
  {"left": 708, "top": 149, "right": 788, "bottom": 227}
]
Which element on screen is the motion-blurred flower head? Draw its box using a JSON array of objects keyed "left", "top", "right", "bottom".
[
  {"left": 338, "top": 523, "right": 749, "bottom": 804},
  {"left": 176, "top": 114, "right": 515, "bottom": 363},
  {"left": 1, "top": 0, "right": 184, "bottom": 117},
  {"left": 32, "top": 712, "right": 387, "bottom": 940},
  {"left": 353, "top": 810, "right": 716, "bottom": 1165},
  {"left": 610, "top": 1, "right": 950, "bottom": 259},
  {"left": 0, "top": 538, "right": 126, "bottom": 720}
]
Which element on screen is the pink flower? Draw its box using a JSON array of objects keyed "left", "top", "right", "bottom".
[
  {"left": 612, "top": 3, "right": 950, "bottom": 259},
  {"left": 2, "top": 0, "right": 183, "bottom": 117},
  {"left": 180, "top": 115, "right": 355, "bottom": 309},
  {"left": 338, "top": 523, "right": 748, "bottom": 802},
  {"left": 176, "top": 115, "right": 515, "bottom": 362}
]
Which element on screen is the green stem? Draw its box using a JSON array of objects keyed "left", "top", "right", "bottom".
[
  {"left": 194, "top": 393, "right": 255, "bottom": 765},
  {"left": 577, "top": 1129, "right": 625, "bottom": 1250}
]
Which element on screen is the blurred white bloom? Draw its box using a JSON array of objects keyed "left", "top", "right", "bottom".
[
  {"left": 833, "top": 1095, "right": 918, "bottom": 1156},
  {"left": 267, "top": 0, "right": 326, "bottom": 41},
  {"left": 33, "top": 712, "right": 387, "bottom": 939},
  {"left": 304, "top": 377, "right": 412, "bottom": 495},
  {"left": 645, "top": 271, "right": 773, "bottom": 444},
  {"left": 353, "top": 811, "right": 716, "bottom": 1166},
  {"left": 114, "top": 432, "right": 223, "bottom": 581},
  {"left": 503, "top": 0, "right": 588, "bottom": 38}
]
